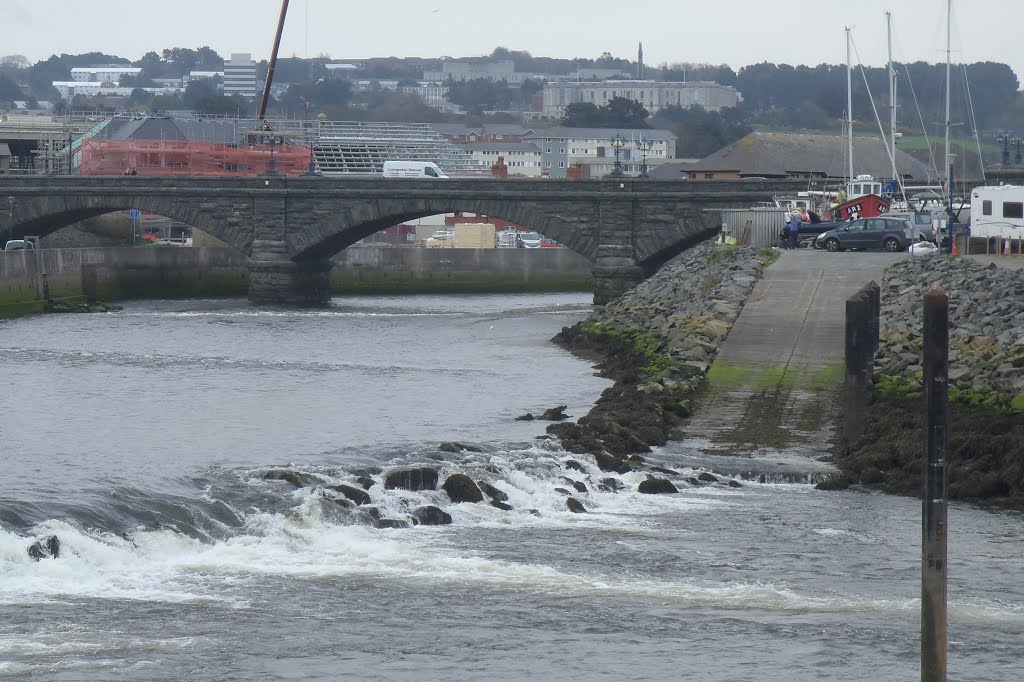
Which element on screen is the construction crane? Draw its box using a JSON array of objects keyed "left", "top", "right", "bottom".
[{"left": 257, "top": 0, "right": 290, "bottom": 122}]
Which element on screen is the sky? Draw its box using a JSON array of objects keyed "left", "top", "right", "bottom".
[{"left": 4, "top": 0, "right": 1022, "bottom": 87}]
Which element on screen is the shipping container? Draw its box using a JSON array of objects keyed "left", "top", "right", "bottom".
[{"left": 720, "top": 208, "right": 788, "bottom": 247}]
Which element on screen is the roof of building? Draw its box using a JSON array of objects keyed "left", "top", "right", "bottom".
[
  {"left": 99, "top": 117, "right": 249, "bottom": 144},
  {"left": 653, "top": 131, "right": 933, "bottom": 180},
  {"left": 525, "top": 126, "right": 676, "bottom": 141},
  {"left": 430, "top": 123, "right": 536, "bottom": 137},
  {"left": 459, "top": 142, "right": 540, "bottom": 152}
]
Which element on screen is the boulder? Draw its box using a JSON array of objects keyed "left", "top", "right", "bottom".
[
  {"left": 478, "top": 481, "right": 508, "bottom": 503},
  {"left": 490, "top": 500, "right": 514, "bottom": 511},
  {"left": 565, "top": 497, "right": 587, "bottom": 513},
  {"left": 28, "top": 535, "right": 60, "bottom": 561},
  {"left": 375, "top": 518, "right": 410, "bottom": 529},
  {"left": 384, "top": 467, "right": 439, "bottom": 491},
  {"left": 327, "top": 484, "right": 371, "bottom": 506},
  {"left": 571, "top": 481, "right": 588, "bottom": 494},
  {"left": 564, "top": 460, "right": 587, "bottom": 473},
  {"left": 356, "top": 476, "right": 375, "bottom": 490},
  {"left": 439, "top": 442, "right": 484, "bottom": 453},
  {"left": 261, "top": 469, "right": 322, "bottom": 488},
  {"left": 411, "top": 505, "right": 453, "bottom": 526},
  {"left": 442, "top": 473, "right": 484, "bottom": 503},
  {"left": 540, "top": 405, "right": 570, "bottom": 421},
  {"left": 593, "top": 451, "right": 632, "bottom": 474},
  {"left": 637, "top": 476, "right": 679, "bottom": 494},
  {"left": 726, "top": 479, "right": 743, "bottom": 488},
  {"left": 697, "top": 472, "right": 719, "bottom": 483}
]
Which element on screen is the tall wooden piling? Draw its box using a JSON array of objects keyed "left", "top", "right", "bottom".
[
  {"left": 921, "top": 284, "right": 948, "bottom": 682},
  {"left": 844, "top": 288, "right": 872, "bottom": 443}
]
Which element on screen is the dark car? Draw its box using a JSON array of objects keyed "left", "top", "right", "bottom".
[{"left": 814, "top": 217, "right": 916, "bottom": 252}]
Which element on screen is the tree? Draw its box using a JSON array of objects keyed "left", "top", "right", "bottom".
[
  {"left": 0, "top": 73, "right": 24, "bottom": 101},
  {"left": 562, "top": 102, "right": 604, "bottom": 127},
  {"left": 0, "top": 54, "right": 30, "bottom": 70},
  {"left": 562, "top": 97, "right": 650, "bottom": 128},
  {"left": 195, "top": 95, "right": 246, "bottom": 116},
  {"left": 652, "top": 105, "right": 751, "bottom": 159},
  {"left": 183, "top": 79, "right": 219, "bottom": 109}
]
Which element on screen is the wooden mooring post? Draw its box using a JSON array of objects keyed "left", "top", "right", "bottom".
[
  {"left": 921, "top": 283, "right": 949, "bottom": 682},
  {"left": 844, "top": 284, "right": 879, "bottom": 443}
]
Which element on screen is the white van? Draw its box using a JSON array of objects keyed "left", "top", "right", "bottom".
[
  {"left": 4, "top": 240, "right": 35, "bottom": 251},
  {"left": 382, "top": 161, "right": 449, "bottom": 179}
]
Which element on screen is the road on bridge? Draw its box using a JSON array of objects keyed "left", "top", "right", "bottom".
[{"left": 672, "top": 250, "right": 909, "bottom": 479}]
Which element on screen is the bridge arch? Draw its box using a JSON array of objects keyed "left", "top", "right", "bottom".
[{"left": 292, "top": 198, "right": 597, "bottom": 262}]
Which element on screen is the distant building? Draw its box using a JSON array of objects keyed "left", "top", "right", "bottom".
[
  {"left": 223, "top": 53, "right": 257, "bottom": 98},
  {"left": 71, "top": 66, "right": 141, "bottom": 84},
  {"left": 402, "top": 82, "right": 449, "bottom": 107},
  {"left": 325, "top": 63, "right": 359, "bottom": 79},
  {"left": 456, "top": 141, "right": 543, "bottom": 177},
  {"left": 524, "top": 127, "right": 677, "bottom": 178},
  {"left": 541, "top": 80, "right": 741, "bottom": 118},
  {"left": 424, "top": 60, "right": 537, "bottom": 85},
  {"left": 650, "top": 131, "right": 934, "bottom": 182},
  {"left": 186, "top": 71, "right": 224, "bottom": 86},
  {"left": 431, "top": 124, "right": 536, "bottom": 144},
  {"left": 51, "top": 81, "right": 183, "bottom": 99}
]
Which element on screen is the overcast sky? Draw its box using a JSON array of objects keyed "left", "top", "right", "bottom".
[{"left": 5, "top": 0, "right": 1021, "bottom": 87}]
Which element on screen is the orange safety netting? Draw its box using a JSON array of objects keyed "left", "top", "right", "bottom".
[{"left": 79, "top": 140, "right": 313, "bottom": 177}]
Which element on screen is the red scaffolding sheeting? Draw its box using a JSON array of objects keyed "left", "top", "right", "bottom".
[{"left": 79, "top": 140, "right": 313, "bottom": 176}]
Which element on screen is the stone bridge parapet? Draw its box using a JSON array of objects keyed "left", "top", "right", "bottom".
[{"left": 0, "top": 175, "right": 808, "bottom": 305}]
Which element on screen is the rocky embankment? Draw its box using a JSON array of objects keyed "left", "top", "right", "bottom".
[
  {"left": 832, "top": 256, "right": 1024, "bottom": 509},
  {"left": 549, "top": 241, "right": 772, "bottom": 472}
]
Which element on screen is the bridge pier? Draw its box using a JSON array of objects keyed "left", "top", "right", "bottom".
[
  {"left": 592, "top": 245, "right": 644, "bottom": 305},
  {"left": 248, "top": 259, "right": 333, "bottom": 306}
]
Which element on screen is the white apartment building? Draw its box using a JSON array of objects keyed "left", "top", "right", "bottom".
[
  {"left": 524, "top": 127, "right": 677, "bottom": 179},
  {"left": 403, "top": 82, "right": 449, "bottom": 106},
  {"left": 541, "top": 80, "right": 741, "bottom": 118},
  {"left": 423, "top": 60, "right": 537, "bottom": 85},
  {"left": 458, "top": 142, "right": 543, "bottom": 177},
  {"left": 52, "top": 81, "right": 183, "bottom": 99},
  {"left": 71, "top": 66, "right": 142, "bottom": 84},
  {"left": 223, "top": 53, "right": 257, "bottom": 98}
]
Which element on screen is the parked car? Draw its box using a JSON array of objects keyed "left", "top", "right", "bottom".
[
  {"left": 887, "top": 210, "right": 939, "bottom": 243},
  {"left": 814, "top": 217, "right": 916, "bottom": 252},
  {"left": 4, "top": 239, "right": 35, "bottom": 251}
]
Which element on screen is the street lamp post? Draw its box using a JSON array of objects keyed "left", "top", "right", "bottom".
[
  {"left": 638, "top": 137, "right": 652, "bottom": 178},
  {"left": 611, "top": 134, "right": 624, "bottom": 176},
  {"left": 305, "top": 100, "right": 317, "bottom": 175},
  {"left": 7, "top": 196, "right": 16, "bottom": 243}
]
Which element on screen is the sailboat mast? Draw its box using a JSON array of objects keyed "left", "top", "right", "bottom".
[
  {"left": 944, "top": 0, "right": 952, "bottom": 191},
  {"left": 846, "top": 27, "right": 854, "bottom": 185},
  {"left": 887, "top": 12, "right": 898, "bottom": 186}
]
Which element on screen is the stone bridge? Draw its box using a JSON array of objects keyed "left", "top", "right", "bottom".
[{"left": 1, "top": 176, "right": 806, "bottom": 304}]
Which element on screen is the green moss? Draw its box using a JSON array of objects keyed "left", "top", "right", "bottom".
[
  {"left": 874, "top": 373, "right": 1024, "bottom": 414},
  {"left": 751, "top": 363, "right": 796, "bottom": 391},
  {"left": 705, "top": 359, "right": 749, "bottom": 390},
  {"left": 806, "top": 363, "right": 845, "bottom": 392}
]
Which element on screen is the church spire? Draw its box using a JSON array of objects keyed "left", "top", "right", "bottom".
[{"left": 637, "top": 42, "right": 644, "bottom": 79}]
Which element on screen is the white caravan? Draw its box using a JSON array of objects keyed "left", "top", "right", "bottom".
[
  {"left": 382, "top": 161, "right": 449, "bottom": 179},
  {"left": 970, "top": 185, "right": 1024, "bottom": 239}
]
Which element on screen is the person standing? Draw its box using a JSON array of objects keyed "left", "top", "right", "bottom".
[{"left": 788, "top": 212, "right": 802, "bottom": 249}]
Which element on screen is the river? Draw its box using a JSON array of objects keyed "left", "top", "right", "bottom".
[{"left": 1, "top": 294, "right": 1021, "bottom": 680}]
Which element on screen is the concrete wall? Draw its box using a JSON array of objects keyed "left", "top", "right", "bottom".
[
  {"left": 0, "top": 245, "right": 594, "bottom": 315},
  {"left": 0, "top": 247, "right": 249, "bottom": 316},
  {"left": 330, "top": 246, "right": 593, "bottom": 293}
]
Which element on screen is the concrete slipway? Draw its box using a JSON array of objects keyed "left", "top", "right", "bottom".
[{"left": 667, "top": 250, "right": 908, "bottom": 479}]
